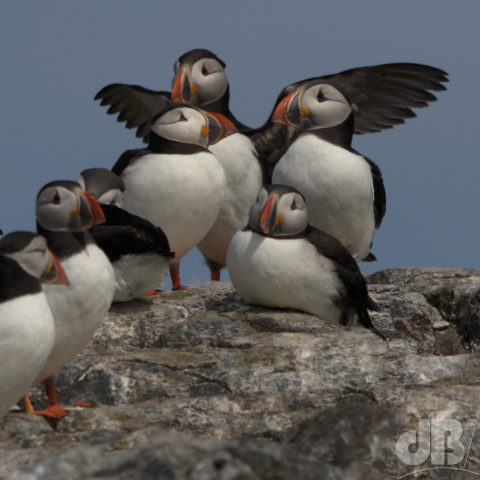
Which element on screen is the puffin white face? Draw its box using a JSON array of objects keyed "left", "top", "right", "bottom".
[
  {"left": 6, "top": 235, "right": 51, "bottom": 279},
  {"left": 0, "top": 232, "right": 69, "bottom": 285},
  {"left": 276, "top": 191, "right": 308, "bottom": 234},
  {"left": 151, "top": 106, "right": 210, "bottom": 147},
  {"left": 171, "top": 57, "right": 228, "bottom": 105},
  {"left": 273, "top": 83, "right": 351, "bottom": 130},
  {"left": 36, "top": 182, "right": 106, "bottom": 232},
  {"left": 248, "top": 186, "right": 308, "bottom": 236},
  {"left": 301, "top": 84, "right": 351, "bottom": 128},
  {"left": 151, "top": 106, "right": 236, "bottom": 147}
]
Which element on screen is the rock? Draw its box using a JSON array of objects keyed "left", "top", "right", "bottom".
[
  {"left": 368, "top": 267, "right": 480, "bottom": 351},
  {"left": 1, "top": 268, "right": 480, "bottom": 479}
]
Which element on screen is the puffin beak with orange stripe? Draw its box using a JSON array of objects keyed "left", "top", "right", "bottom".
[
  {"left": 41, "top": 250, "right": 70, "bottom": 286},
  {"left": 258, "top": 194, "right": 282, "bottom": 235},
  {"left": 204, "top": 111, "right": 237, "bottom": 145},
  {"left": 77, "top": 190, "right": 106, "bottom": 228},
  {"left": 171, "top": 66, "right": 198, "bottom": 103},
  {"left": 272, "top": 88, "right": 309, "bottom": 128}
]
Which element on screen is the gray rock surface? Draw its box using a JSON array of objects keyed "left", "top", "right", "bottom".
[{"left": 1, "top": 267, "right": 480, "bottom": 479}]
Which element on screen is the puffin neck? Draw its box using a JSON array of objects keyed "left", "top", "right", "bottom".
[
  {"left": 36, "top": 223, "right": 90, "bottom": 260},
  {"left": 148, "top": 133, "right": 209, "bottom": 154},
  {"left": 244, "top": 224, "right": 310, "bottom": 240},
  {"left": 199, "top": 87, "right": 230, "bottom": 116},
  {"left": 309, "top": 112, "right": 354, "bottom": 148},
  {"left": 199, "top": 88, "right": 250, "bottom": 132}
]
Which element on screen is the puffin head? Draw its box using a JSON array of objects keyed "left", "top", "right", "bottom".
[
  {"left": 36, "top": 180, "right": 106, "bottom": 232},
  {"left": 248, "top": 185, "right": 308, "bottom": 237},
  {"left": 77, "top": 168, "right": 125, "bottom": 207},
  {"left": 272, "top": 81, "right": 352, "bottom": 130},
  {"left": 150, "top": 104, "right": 236, "bottom": 148},
  {"left": 0, "top": 231, "right": 69, "bottom": 285},
  {"left": 171, "top": 48, "right": 228, "bottom": 107}
]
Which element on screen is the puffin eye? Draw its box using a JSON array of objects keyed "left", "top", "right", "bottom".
[
  {"left": 317, "top": 89, "right": 326, "bottom": 102},
  {"left": 53, "top": 191, "right": 61, "bottom": 204},
  {"left": 178, "top": 112, "right": 187, "bottom": 122},
  {"left": 201, "top": 64, "right": 209, "bottom": 76},
  {"left": 290, "top": 199, "right": 297, "bottom": 210}
]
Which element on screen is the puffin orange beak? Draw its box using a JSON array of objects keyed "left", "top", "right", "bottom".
[
  {"left": 272, "top": 89, "right": 306, "bottom": 128},
  {"left": 41, "top": 251, "right": 70, "bottom": 286},
  {"left": 259, "top": 195, "right": 277, "bottom": 234},
  {"left": 205, "top": 112, "right": 237, "bottom": 145},
  {"left": 79, "top": 191, "right": 106, "bottom": 227},
  {"left": 171, "top": 67, "right": 197, "bottom": 103}
]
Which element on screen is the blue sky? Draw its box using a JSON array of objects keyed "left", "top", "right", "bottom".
[{"left": 0, "top": 1, "right": 478, "bottom": 288}]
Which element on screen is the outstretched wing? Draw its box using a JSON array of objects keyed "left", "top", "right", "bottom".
[
  {"left": 94, "top": 84, "right": 171, "bottom": 143},
  {"left": 317, "top": 63, "right": 448, "bottom": 134}
]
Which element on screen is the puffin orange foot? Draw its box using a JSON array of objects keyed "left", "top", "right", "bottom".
[
  {"left": 33, "top": 404, "right": 69, "bottom": 420},
  {"left": 22, "top": 392, "right": 67, "bottom": 419},
  {"left": 171, "top": 284, "right": 187, "bottom": 291},
  {"left": 72, "top": 401, "right": 97, "bottom": 408},
  {"left": 143, "top": 289, "right": 163, "bottom": 297}
]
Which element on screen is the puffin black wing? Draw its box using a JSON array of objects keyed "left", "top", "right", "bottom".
[
  {"left": 349, "top": 152, "right": 387, "bottom": 229},
  {"left": 247, "top": 122, "right": 297, "bottom": 183},
  {"left": 286, "top": 63, "right": 448, "bottom": 134},
  {"left": 94, "top": 84, "right": 171, "bottom": 143},
  {"left": 319, "top": 63, "right": 448, "bottom": 134},
  {"left": 90, "top": 204, "right": 173, "bottom": 263},
  {"left": 305, "top": 226, "right": 384, "bottom": 338}
]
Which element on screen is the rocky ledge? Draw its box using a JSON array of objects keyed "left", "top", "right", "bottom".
[{"left": 1, "top": 267, "right": 480, "bottom": 479}]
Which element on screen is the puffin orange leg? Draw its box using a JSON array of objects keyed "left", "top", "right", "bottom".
[
  {"left": 22, "top": 392, "right": 35, "bottom": 414},
  {"left": 170, "top": 265, "right": 187, "bottom": 291},
  {"left": 210, "top": 267, "right": 221, "bottom": 282},
  {"left": 45, "top": 378, "right": 59, "bottom": 405},
  {"left": 36, "top": 379, "right": 69, "bottom": 419},
  {"left": 22, "top": 383, "right": 69, "bottom": 420}
]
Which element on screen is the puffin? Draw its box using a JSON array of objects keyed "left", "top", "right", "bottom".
[
  {"left": 270, "top": 65, "right": 447, "bottom": 260},
  {"left": 0, "top": 231, "right": 68, "bottom": 418},
  {"left": 271, "top": 80, "right": 387, "bottom": 260},
  {"left": 95, "top": 51, "right": 447, "bottom": 276},
  {"left": 77, "top": 168, "right": 174, "bottom": 301},
  {"left": 30, "top": 181, "right": 116, "bottom": 419},
  {"left": 226, "top": 185, "right": 383, "bottom": 337},
  {"left": 111, "top": 103, "right": 235, "bottom": 290}
]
